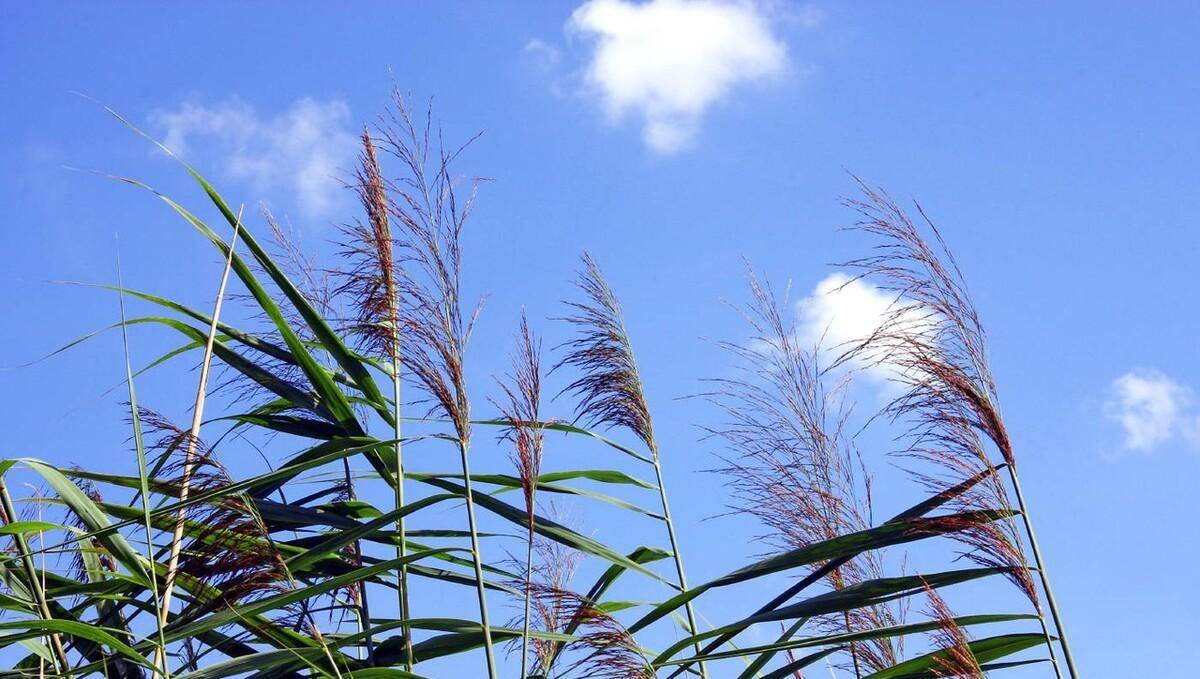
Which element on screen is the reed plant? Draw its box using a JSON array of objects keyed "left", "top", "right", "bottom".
[{"left": 0, "top": 94, "right": 1075, "bottom": 679}]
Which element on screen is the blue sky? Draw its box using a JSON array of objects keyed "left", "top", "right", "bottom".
[{"left": 2, "top": 1, "right": 1198, "bottom": 676}]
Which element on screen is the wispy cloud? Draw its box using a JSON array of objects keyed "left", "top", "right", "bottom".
[
  {"left": 151, "top": 97, "right": 357, "bottom": 219},
  {"left": 1105, "top": 370, "right": 1200, "bottom": 452},
  {"left": 566, "top": 0, "right": 788, "bottom": 153}
]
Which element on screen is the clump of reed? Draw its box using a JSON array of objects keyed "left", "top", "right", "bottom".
[
  {"left": 708, "top": 267, "right": 904, "bottom": 676},
  {"left": 3, "top": 93, "right": 1076, "bottom": 679},
  {"left": 368, "top": 91, "right": 495, "bottom": 678},
  {"left": 843, "top": 180, "right": 1075, "bottom": 675},
  {"left": 557, "top": 252, "right": 708, "bottom": 678}
]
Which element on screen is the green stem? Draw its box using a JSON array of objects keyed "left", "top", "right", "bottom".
[
  {"left": 342, "top": 456, "right": 374, "bottom": 662},
  {"left": 457, "top": 439, "right": 498, "bottom": 679},
  {"left": 519, "top": 508, "right": 535, "bottom": 678},
  {"left": 1006, "top": 465, "right": 1077, "bottom": 679},
  {"left": 392, "top": 362, "right": 414, "bottom": 672},
  {"left": 647, "top": 441, "right": 707, "bottom": 679},
  {"left": 117, "top": 246, "right": 170, "bottom": 679}
]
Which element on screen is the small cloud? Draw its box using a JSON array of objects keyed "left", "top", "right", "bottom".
[
  {"left": 1104, "top": 370, "right": 1197, "bottom": 452},
  {"left": 567, "top": 0, "right": 788, "bottom": 153},
  {"left": 794, "top": 272, "right": 927, "bottom": 389},
  {"left": 150, "top": 97, "right": 357, "bottom": 219}
]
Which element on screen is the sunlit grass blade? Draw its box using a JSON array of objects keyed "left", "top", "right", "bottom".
[{"left": 116, "top": 240, "right": 170, "bottom": 678}]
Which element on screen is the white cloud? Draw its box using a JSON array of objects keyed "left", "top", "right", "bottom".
[
  {"left": 794, "top": 272, "right": 930, "bottom": 388},
  {"left": 151, "top": 97, "right": 357, "bottom": 218},
  {"left": 568, "top": 0, "right": 787, "bottom": 153},
  {"left": 1105, "top": 370, "right": 1197, "bottom": 452}
]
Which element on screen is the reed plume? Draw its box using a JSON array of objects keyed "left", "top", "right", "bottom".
[
  {"left": 138, "top": 408, "right": 352, "bottom": 678},
  {"left": 335, "top": 125, "right": 411, "bottom": 667},
  {"left": 516, "top": 535, "right": 652, "bottom": 679},
  {"left": 921, "top": 581, "right": 984, "bottom": 679},
  {"left": 843, "top": 180, "right": 1074, "bottom": 677},
  {"left": 492, "top": 312, "right": 545, "bottom": 679},
  {"left": 557, "top": 252, "right": 707, "bottom": 678},
  {"left": 372, "top": 90, "right": 496, "bottom": 678},
  {"left": 708, "top": 267, "right": 903, "bottom": 676},
  {"left": 137, "top": 409, "right": 288, "bottom": 612}
]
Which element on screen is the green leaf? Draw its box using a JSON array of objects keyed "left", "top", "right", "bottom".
[
  {"left": 0, "top": 521, "right": 64, "bottom": 535},
  {"left": 629, "top": 510, "right": 1013, "bottom": 635},
  {"left": 415, "top": 476, "right": 674, "bottom": 588},
  {"left": 654, "top": 568, "right": 1009, "bottom": 664},
  {"left": 0, "top": 619, "right": 152, "bottom": 668},
  {"left": 861, "top": 633, "right": 1048, "bottom": 678},
  {"left": 17, "top": 459, "right": 150, "bottom": 584}
]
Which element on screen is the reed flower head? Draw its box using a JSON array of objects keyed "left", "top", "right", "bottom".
[
  {"left": 523, "top": 579, "right": 652, "bottom": 679},
  {"left": 493, "top": 312, "right": 545, "bottom": 520},
  {"left": 374, "top": 90, "right": 484, "bottom": 442},
  {"left": 843, "top": 181, "right": 1038, "bottom": 608},
  {"left": 922, "top": 580, "right": 984, "bottom": 679},
  {"left": 335, "top": 127, "right": 405, "bottom": 360},
  {"left": 137, "top": 408, "right": 288, "bottom": 612},
  {"left": 708, "top": 266, "right": 903, "bottom": 673},
  {"left": 557, "top": 252, "right": 654, "bottom": 449}
]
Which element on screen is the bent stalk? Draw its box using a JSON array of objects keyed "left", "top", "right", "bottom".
[
  {"left": 646, "top": 435, "right": 706, "bottom": 678},
  {"left": 158, "top": 207, "right": 241, "bottom": 628}
]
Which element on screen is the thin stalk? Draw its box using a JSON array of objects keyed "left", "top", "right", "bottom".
[
  {"left": 339, "top": 456, "right": 374, "bottom": 662},
  {"left": 391, "top": 356, "right": 414, "bottom": 671},
  {"left": 457, "top": 438, "right": 498, "bottom": 679},
  {"left": 1006, "top": 465, "right": 1076, "bottom": 679},
  {"left": 158, "top": 207, "right": 242, "bottom": 629},
  {"left": 0, "top": 479, "right": 71, "bottom": 676},
  {"left": 116, "top": 241, "right": 170, "bottom": 679},
  {"left": 519, "top": 515, "right": 534, "bottom": 679},
  {"left": 645, "top": 436, "right": 707, "bottom": 679}
]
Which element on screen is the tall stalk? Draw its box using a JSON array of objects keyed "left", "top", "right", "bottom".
[
  {"left": 493, "top": 314, "right": 544, "bottom": 678},
  {"left": 390, "top": 357, "right": 413, "bottom": 671},
  {"left": 1007, "top": 465, "right": 1077, "bottom": 678},
  {"left": 456, "top": 438, "right": 497, "bottom": 677},
  {"left": 340, "top": 126, "right": 414, "bottom": 669},
  {"left": 520, "top": 527, "right": 535, "bottom": 678},
  {"left": 844, "top": 181, "right": 1076, "bottom": 677},
  {"left": 370, "top": 91, "right": 495, "bottom": 678},
  {"left": 158, "top": 207, "right": 241, "bottom": 628},
  {"left": 644, "top": 432, "right": 704, "bottom": 678},
  {"left": 116, "top": 242, "right": 170, "bottom": 679},
  {"left": 558, "top": 253, "right": 707, "bottom": 679}
]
